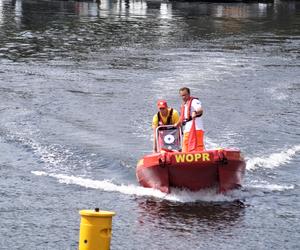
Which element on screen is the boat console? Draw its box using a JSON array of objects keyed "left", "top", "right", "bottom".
[{"left": 156, "top": 125, "right": 182, "bottom": 152}]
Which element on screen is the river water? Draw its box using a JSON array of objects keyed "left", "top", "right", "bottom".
[{"left": 0, "top": 0, "right": 299, "bottom": 249}]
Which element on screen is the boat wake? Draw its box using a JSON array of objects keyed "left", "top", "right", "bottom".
[
  {"left": 246, "top": 145, "right": 300, "bottom": 171},
  {"left": 247, "top": 181, "right": 294, "bottom": 192},
  {"left": 31, "top": 170, "right": 295, "bottom": 203},
  {"left": 1, "top": 127, "right": 106, "bottom": 174},
  {"left": 8, "top": 124, "right": 299, "bottom": 203}
]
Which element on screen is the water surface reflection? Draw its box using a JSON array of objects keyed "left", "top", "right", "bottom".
[
  {"left": 0, "top": 0, "right": 299, "bottom": 63},
  {"left": 137, "top": 198, "right": 245, "bottom": 233}
]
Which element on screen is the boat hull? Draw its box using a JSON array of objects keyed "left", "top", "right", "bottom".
[{"left": 136, "top": 149, "right": 245, "bottom": 193}]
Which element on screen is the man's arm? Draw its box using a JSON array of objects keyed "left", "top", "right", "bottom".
[
  {"left": 153, "top": 127, "right": 157, "bottom": 152},
  {"left": 192, "top": 108, "right": 203, "bottom": 119},
  {"left": 172, "top": 109, "right": 182, "bottom": 127},
  {"left": 152, "top": 114, "right": 158, "bottom": 152},
  {"left": 192, "top": 99, "right": 203, "bottom": 119}
]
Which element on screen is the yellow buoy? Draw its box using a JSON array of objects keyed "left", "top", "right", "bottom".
[{"left": 79, "top": 208, "right": 116, "bottom": 250}]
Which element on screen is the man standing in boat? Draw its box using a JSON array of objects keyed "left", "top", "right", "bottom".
[
  {"left": 177, "top": 87, "right": 205, "bottom": 152},
  {"left": 152, "top": 100, "right": 180, "bottom": 152}
]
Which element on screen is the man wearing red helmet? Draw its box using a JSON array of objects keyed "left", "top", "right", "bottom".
[{"left": 152, "top": 100, "right": 180, "bottom": 152}]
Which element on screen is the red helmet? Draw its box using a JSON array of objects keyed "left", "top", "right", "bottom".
[{"left": 157, "top": 100, "right": 167, "bottom": 109}]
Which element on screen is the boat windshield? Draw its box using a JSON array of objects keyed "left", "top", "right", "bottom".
[{"left": 156, "top": 125, "right": 182, "bottom": 152}]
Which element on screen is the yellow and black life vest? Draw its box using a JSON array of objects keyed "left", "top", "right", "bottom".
[{"left": 157, "top": 108, "right": 173, "bottom": 126}]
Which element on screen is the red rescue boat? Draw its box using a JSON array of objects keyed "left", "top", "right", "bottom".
[{"left": 136, "top": 125, "right": 246, "bottom": 193}]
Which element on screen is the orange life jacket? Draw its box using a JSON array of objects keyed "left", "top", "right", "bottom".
[{"left": 180, "top": 96, "right": 199, "bottom": 123}]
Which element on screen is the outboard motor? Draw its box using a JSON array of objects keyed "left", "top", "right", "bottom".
[{"left": 156, "top": 125, "right": 182, "bottom": 152}]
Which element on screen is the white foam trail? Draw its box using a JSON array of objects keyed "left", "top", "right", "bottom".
[
  {"left": 236, "top": 181, "right": 295, "bottom": 198},
  {"left": 5, "top": 131, "right": 75, "bottom": 169},
  {"left": 32, "top": 171, "right": 295, "bottom": 202},
  {"left": 166, "top": 188, "right": 234, "bottom": 202},
  {"left": 205, "top": 136, "right": 220, "bottom": 149},
  {"left": 31, "top": 171, "right": 236, "bottom": 203},
  {"left": 246, "top": 145, "right": 300, "bottom": 170},
  {"left": 248, "top": 183, "right": 294, "bottom": 192},
  {"left": 5, "top": 130, "right": 95, "bottom": 172},
  {"left": 32, "top": 171, "right": 47, "bottom": 176}
]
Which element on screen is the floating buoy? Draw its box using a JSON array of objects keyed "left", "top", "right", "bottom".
[{"left": 79, "top": 208, "right": 115, "bottom": 250}]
